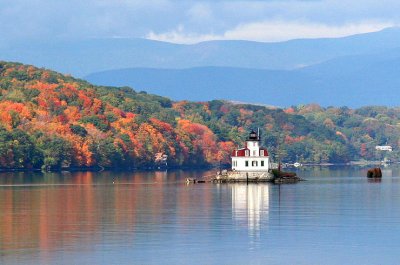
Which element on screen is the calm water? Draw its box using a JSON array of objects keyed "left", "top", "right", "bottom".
[{"left": 0, "top": 167, "right": 399, "bottom": 264}]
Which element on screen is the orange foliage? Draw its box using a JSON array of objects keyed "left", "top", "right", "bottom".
[
  {"left": 0, "top": 62, "right": 277, "bottom": 169},
  {"left": 0, "top": 101, "right": 32, "bottom": 129},
  {"left": 202, "top": 103, "right": 211, "bottom": 115},
  {"left": 172, "top": 101, "right": 189, "bottom": 115},
  {"left": 336, "top": 131, "right": 348, "bottom": 142},
  {"left": 324, "top": 118, "right": 335, "bottom": 129},
  {"left": 217, "top": 141, "right": 236, "bottom": 163},
  {"left": 284, "top": 135, "right": 305, "bottom": 144},
  {"left": 178, "top": 119, "right": 219, "bottom": 163},
  {"left": 91, "top": 99, "right": 103, "bottom": 114},
  {"left": 284, "top": 107, "right": 295, "bottom": 114},
  {"left": 78, "top": 91, "right": 92, "bottom": 109},
  {"left": 64, "top": 106, "right": 81, "bottom": 122},
  {"left": 298, "top": 104, "right": 323, "bottom": 114},
  {"left": 150, "top": 118, "right": 173, "bottom": 132},
  {"left": 85, "top": 124, "right": 108, "bottom": 141},
  {"left": 111, "top": 108, "right": 126, "bottom": 118},
  {"left": 239, "top": 108, "right": 253, "bottom": 116}
]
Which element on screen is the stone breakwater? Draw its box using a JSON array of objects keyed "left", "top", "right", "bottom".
[
  {"left": 186, "top": 169, "right": 303, "bottom": 184},
  {"left": 214, "top": 171, "right": 275, "bottom": 182}
]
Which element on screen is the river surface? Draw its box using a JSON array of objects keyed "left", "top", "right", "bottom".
[{"left": 0, "top": 166, "right": 399, "bottom": 264}]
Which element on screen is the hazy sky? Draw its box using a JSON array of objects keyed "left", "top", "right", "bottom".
[{"left": 1, "top": 0, "right": 399, "bottom": 44}]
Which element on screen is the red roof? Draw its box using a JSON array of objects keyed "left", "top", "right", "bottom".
[
  {"left": 260, "top": 148, "right": 269, "bottom": 156},
  {"left": 231, "top": 147, "right": 268, "bottom": 157},
  {"left": 231, "top": 148, "right": 248, "bottom": 157}
]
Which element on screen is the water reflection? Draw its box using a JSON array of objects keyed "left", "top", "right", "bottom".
[
  {"left": 382, "top": 168, "right": 392, "bottom": 178},
  {"left": 0, "top": 172, "right": 99, "bottom": 254},
  {"left": 367, "top": 178, "right": 382, "bottom": 183},
  {"left": 231, "top": 184, "right": 271, "bottom": 238},
  {"left": 2, "top": 167, "right": 400, "bottom": 264},
  {"left": 0, "top": 170, "right": 216, "bottom": 259},
  {"left": 0, "top": 171, "right": 274, "bottom": 258}
]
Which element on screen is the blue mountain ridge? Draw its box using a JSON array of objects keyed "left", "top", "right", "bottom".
[
  {"left": 85, "top": 48, "right": 400, "bottom": 108},
  {"left": 2, "top": 27, "right": 400, "bottom": 77}
]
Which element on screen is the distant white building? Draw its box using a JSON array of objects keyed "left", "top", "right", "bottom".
[
  {"left": 375, "top": 145, "right": 393, "bottom": 152},
  {"left": 231, "top": 130, "right": 270, "bottom": 172}
]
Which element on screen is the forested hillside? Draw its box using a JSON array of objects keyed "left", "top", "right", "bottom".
[{"left": 0, "top": 61, "right": 397, "bottom": 170}]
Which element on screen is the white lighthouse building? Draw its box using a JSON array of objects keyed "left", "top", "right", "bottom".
[{"left": 231, "top": 130, "right": 270, "bottom": 172}]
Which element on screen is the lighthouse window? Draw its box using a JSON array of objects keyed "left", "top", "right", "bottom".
[
  {"left": 245, "top": 150, "right": 249, "bottom": 156},
  {"left": 261, "top": 161, "right": 264, "bottom": 167},
  {"left": 253, "top": 150, "right": 256, "bottom": 156},
  {"left": 260, "top": 150, "right": 264, "bottom": 156},
  {"left": 252, "top": 161, "right": 258, "bottom": 167},
  {"left": 245, "top": 161, "right": 249, "bottom": 167}
]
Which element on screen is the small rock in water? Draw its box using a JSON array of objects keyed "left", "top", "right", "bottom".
[{"left": 367, "top": 168, "right": 382, "bottom": 178}]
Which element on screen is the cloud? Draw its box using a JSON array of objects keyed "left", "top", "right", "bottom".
[
  {"left": 187, "top": 3, "right": 213, "bottom": 22},
  {"left": 147, "top": 25, "right": 218, "bottom": 44},
  {"left": 0, "top": 0, "right": 176, "bottom": 42},
  {"left": 223, "top": 20, "right": 396, "bottom": 42},
  {"left": 146, "top": 20, "right": 396, "bottom": 44},
  {"left": 1, "top": 0, "right": 400, "bottom": 45}
]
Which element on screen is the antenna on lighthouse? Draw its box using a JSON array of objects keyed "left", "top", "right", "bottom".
[{"left": 257, "top": 127, "right": 260, "bottom": 140}]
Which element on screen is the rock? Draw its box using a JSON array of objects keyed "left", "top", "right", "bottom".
[
  {"left": 271, "top": 169, "right": 297, "bottom": 178},
  {"left": 367, "top": 168, "right": 382, "bottom": 178},
  {"left": 186, "top": 178, "right": 197, "bottom": 183},
  {"left": 271, "top": 169, "right": 303, "bottom": 183}
]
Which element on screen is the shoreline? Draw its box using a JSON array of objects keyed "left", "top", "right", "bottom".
[
  {"left": 0, "top": 161, "right": 396, "bottom": 174},
  {"left": 0, "top": 164, "right": 224, "bottom": 174}
]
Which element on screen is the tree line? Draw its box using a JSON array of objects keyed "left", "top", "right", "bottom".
[{"left": 0, "top": 61, "right": 397, "bottom": 170}]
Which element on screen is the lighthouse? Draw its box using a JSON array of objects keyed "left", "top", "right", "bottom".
[{"left": 231, "top": 129, "right": 270, "bottom": 172}]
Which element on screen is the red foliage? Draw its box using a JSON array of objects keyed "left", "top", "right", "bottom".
[
  {"left": 178, "top": 119, "right": 219, "bottom": 163},
  {"left": 150, "top": 118, "right": 173, "bottom": 132},
  {"left": 220, "top": 105, "right": 230, "bottom": 114},
  {"left": 360, "top": 143, "right": 367, "bottom": 157}
]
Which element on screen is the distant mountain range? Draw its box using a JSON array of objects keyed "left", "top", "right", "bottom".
[
  {"left": 2, "top": 27, "right": 400, "bottom": 106},
  {"left": 2, "top": 27, "right": 400, "bottom": 77},
  {"left": 85, "top": 48, "right": 400, "bottom": 107}
]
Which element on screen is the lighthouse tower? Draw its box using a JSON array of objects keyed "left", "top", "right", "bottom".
[{"left": 231, "top": 130, "right": 270, "bottom": 172}]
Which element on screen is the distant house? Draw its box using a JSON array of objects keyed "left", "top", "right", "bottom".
[
  {"left": 375, "top": 145, "right": 393, "bottom": 152},
  {"left": 154, "top": 152, "right": 168, "bottom": 167}
]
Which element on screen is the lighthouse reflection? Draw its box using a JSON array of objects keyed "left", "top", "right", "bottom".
[{"left": 231, "top": 184, "right": 271, "bottom": 236}]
